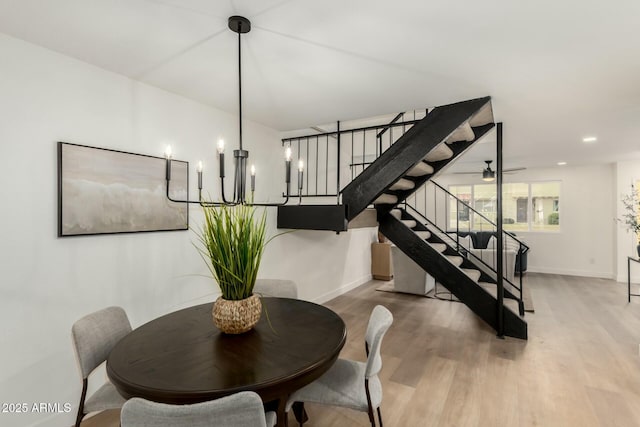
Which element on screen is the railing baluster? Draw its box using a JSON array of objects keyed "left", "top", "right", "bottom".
[
  {"left": 306, "top": 137, "right": 309, "bottom": 195},
  {"left": 362, "top": 130, "right": 365, "bottom": 171},
  {"left": 336, "top": 121, "right": 340, "bottom": 204},
  {"left": 297, "top": 138, "right": 301, "bottom": 196},
  {"left": 325, "top": 135, "right": 329, "bottom": 195},
  {"left": 350, "top": 129, "right": 354, "bottom": 182}
]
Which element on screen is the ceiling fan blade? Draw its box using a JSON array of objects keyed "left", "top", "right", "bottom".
[
  {"left": 504, "top": 167, "right": 526, "bottom": 173},
  {"left": 453, "top": 171, "right": 481, "bottom": 174}
]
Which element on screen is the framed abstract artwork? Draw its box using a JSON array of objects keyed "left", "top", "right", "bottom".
[{"left": 58, "top": 141, "right": 189, "bottom": 236}]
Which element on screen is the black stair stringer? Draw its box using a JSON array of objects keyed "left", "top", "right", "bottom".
[
  {"left": 341, "top": 96, "right": 492, "bottom": 221},
  {"left": 379, "top": 212, "right": 527, "bottom": 340}
]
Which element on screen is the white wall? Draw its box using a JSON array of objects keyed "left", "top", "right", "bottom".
[
  {"left": 437, "top": 163, "right": 616, "bottom": 279},
  {"left": 0, "top": 34, "right": 373, "bottom": 427}
]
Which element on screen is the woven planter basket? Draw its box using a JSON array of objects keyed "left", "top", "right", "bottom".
[{"left": 212, "top": 294, "right": 262, "bottom": 334}]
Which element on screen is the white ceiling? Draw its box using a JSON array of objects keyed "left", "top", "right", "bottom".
[{"left": 1, "top": 0, "right": 639, "bottom": 170}]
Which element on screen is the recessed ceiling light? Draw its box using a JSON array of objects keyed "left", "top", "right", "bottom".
[
  {"left": 582, "top": 136, "right": 597, "bottom": 143},
  {"left": 557, "top": 161, "right": 567, "bottom": 166}
]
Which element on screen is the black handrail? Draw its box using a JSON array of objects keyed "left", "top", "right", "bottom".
[
  {"left": 376, "top": 112, "right": 405, "bottom": 139},
  {"left": 403, "top": 203, "right": 523, "bottom": 303},
  {"left": 405, "top": 182, "right": 527, "bottom": 314},
  {"left": 430, "top": 180, "right": 530, "bottom": 253}
]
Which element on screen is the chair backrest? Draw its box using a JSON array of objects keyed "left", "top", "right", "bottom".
[
  {"left": 72, "top": 306, "right": 132, "bottom": 379},
  {"left": 253, "top": 279, "right": 298, "bottom": 299},
  {"left": 121, "top": 392, "right": 270, "bottom": 427},
  {"left": 364, "top": 305, "right": 393, "bottom": 379}
]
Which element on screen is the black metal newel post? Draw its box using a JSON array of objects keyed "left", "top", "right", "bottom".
[
  {"left": 496, "top": 122, "right": 505, "bottom": 338},
  {"left": 336, "top": 121, "right": 341, "bottom": 205}
]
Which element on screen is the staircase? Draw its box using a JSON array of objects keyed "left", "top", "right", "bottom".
[
  {"left": 380, "top": 207, "right": 527, "bottom": 339},
  {"left": 277, "top": 96, "right": 528, "bottom": 339}
]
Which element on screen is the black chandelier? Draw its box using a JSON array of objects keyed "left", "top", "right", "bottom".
[{"left": 164, "top": 16, "right": 302, "bottom": 207}]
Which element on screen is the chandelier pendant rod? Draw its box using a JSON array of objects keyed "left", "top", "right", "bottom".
[
  {"left": 238, "top": 21, "right": 243, "bottom": 152},
  {"left": 164, "top": 15, "right": 298, "bottom": 208}
]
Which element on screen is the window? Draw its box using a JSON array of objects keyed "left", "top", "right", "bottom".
[
  {"left": 531, "top": 182, "right": 560, "bottom": 231},
  {"left": 449, "top": 185, "right": 471, "bottom": 230},
  {"left": 448, "top": 181, "right": 561, "bottom": 232}
]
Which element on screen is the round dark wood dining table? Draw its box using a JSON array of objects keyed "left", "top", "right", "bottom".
[{"left": 107, "top": 297, "right": 346, "bottom": 426}]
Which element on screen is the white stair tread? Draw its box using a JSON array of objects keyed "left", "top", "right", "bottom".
[
  {"left": 414, "top": 230, "right": 431, "bottom": 240},
  {"left": 469, "top": 102, "right": 494, "bottom": 127},
  {"left": 405, "top": 162, "right": 434, "bottom": 177},
  {"left": 462, "top": 268, "right": 481, "bottom": 282},
  {"left": 373, "top": 193, "right": 398, "bottom": 204},
  {"left": 424, "top": 143, "right": 453, "bottom": 162},
  {"left": 446, "top": 255, "right": 464, "bottom": 267},
  {"left": 390, "top": 209, "right": 402, "bottom": 220},
  {"left": 445, "top": 121, "right": 475, "bottom": 144},
  {"left": 429, "top": 243, "right": 447, "bottom": 253},
  {"left": 389, "top": 178, "right": 415, "bottom": 191},
  {"left": 401, "top": 219, "right": 417, "bottom": 228}
]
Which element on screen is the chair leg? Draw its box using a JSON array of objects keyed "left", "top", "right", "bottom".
[
  {"left": 368, "top": 412, "right": 376, "bottom": 426},
  {"left": 377, "top": 406, "right": 383, "bottom": 427},
  {"left": 364, "top": 379, "right": 376, "bottom": 427},
  {"left": 366, "top": 405, "right": 375, "bottom": 427},
  {"left": 292, "top": 402, "right": 308, "bottom": 426},
  {"left": 75, "top": 379, "right": 88, "bottom": 427}
]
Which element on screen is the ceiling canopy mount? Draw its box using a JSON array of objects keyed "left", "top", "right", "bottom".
[{"left": 228, "top": 16, "right": 251, "bottom": 34}]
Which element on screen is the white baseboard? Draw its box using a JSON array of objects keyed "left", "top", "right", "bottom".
[
  {"left": 615, "top": 274, "right": 640, "bottom": 283},
  {"left": 527, "top": 266, "right": 614, "bottom": 280},
  {"left": 312, "top": 274, "right": 372, "bottom": 304}
]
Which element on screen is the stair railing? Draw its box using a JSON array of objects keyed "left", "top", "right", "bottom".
[
  {"left": 280, "top": 110, "right": 428, "bottom": 202},
  {"left": 404, "top": 180, "right": 530, "bottom": 313}
]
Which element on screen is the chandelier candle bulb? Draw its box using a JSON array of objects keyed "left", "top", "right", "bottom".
[
  {"left": 197, "top": 161, "right": 203, "bottom": 190},
  {"left": 164, "top": 145, "right": 172, "bottom": 181},
  {"left": 250, "top": 164, "right": 256, "bottom": 192},
  {"left": 216, "top": 139, "right": 225, "bottom": 178},
  {"left": 285, "top": 147, "right": 292, "bottom": 184},
  {"left": 298, "top": 159, "right": 304, "bottom": 191}
]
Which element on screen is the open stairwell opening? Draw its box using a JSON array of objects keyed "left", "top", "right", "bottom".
[{"left": 277, "top": 97, "right": 527, "bottom": 339}]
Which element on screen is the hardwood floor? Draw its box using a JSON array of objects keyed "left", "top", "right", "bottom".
[{"left": 84, "top": 273, "right": 640, "bottom": 427}]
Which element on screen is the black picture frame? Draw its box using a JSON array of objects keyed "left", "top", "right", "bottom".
[{"left": 58, "top": 141, "right": 189, "bottom": 237}]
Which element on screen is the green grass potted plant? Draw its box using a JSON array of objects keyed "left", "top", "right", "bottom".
[
  {"left": 196, "top": 204, "right": 268, "bottom": 334},
  {"left": 619, "top": 184, "right": 640, "bottom": 257}
]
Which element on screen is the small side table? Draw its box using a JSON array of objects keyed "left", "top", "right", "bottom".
[{"left": 627, "top": 257, "right": 640, "bottom": 302}]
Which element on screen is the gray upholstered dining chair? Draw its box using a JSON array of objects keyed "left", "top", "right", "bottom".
[
  {"left": 285, "top": 305, "right": 393, "bottom": 427},
  {"left": 71, "top": 306, "right": 132, "bottom": 427},
  {"left": 254, "top": 278, "right": 298, "bottom": 299},
  {"left": 120, "top": 391, "right": 277, "bottom": 427}
]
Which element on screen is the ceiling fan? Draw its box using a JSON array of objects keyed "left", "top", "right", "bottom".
[{"left": 454, "top": 160, "right": 526, "bottom": 182}]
